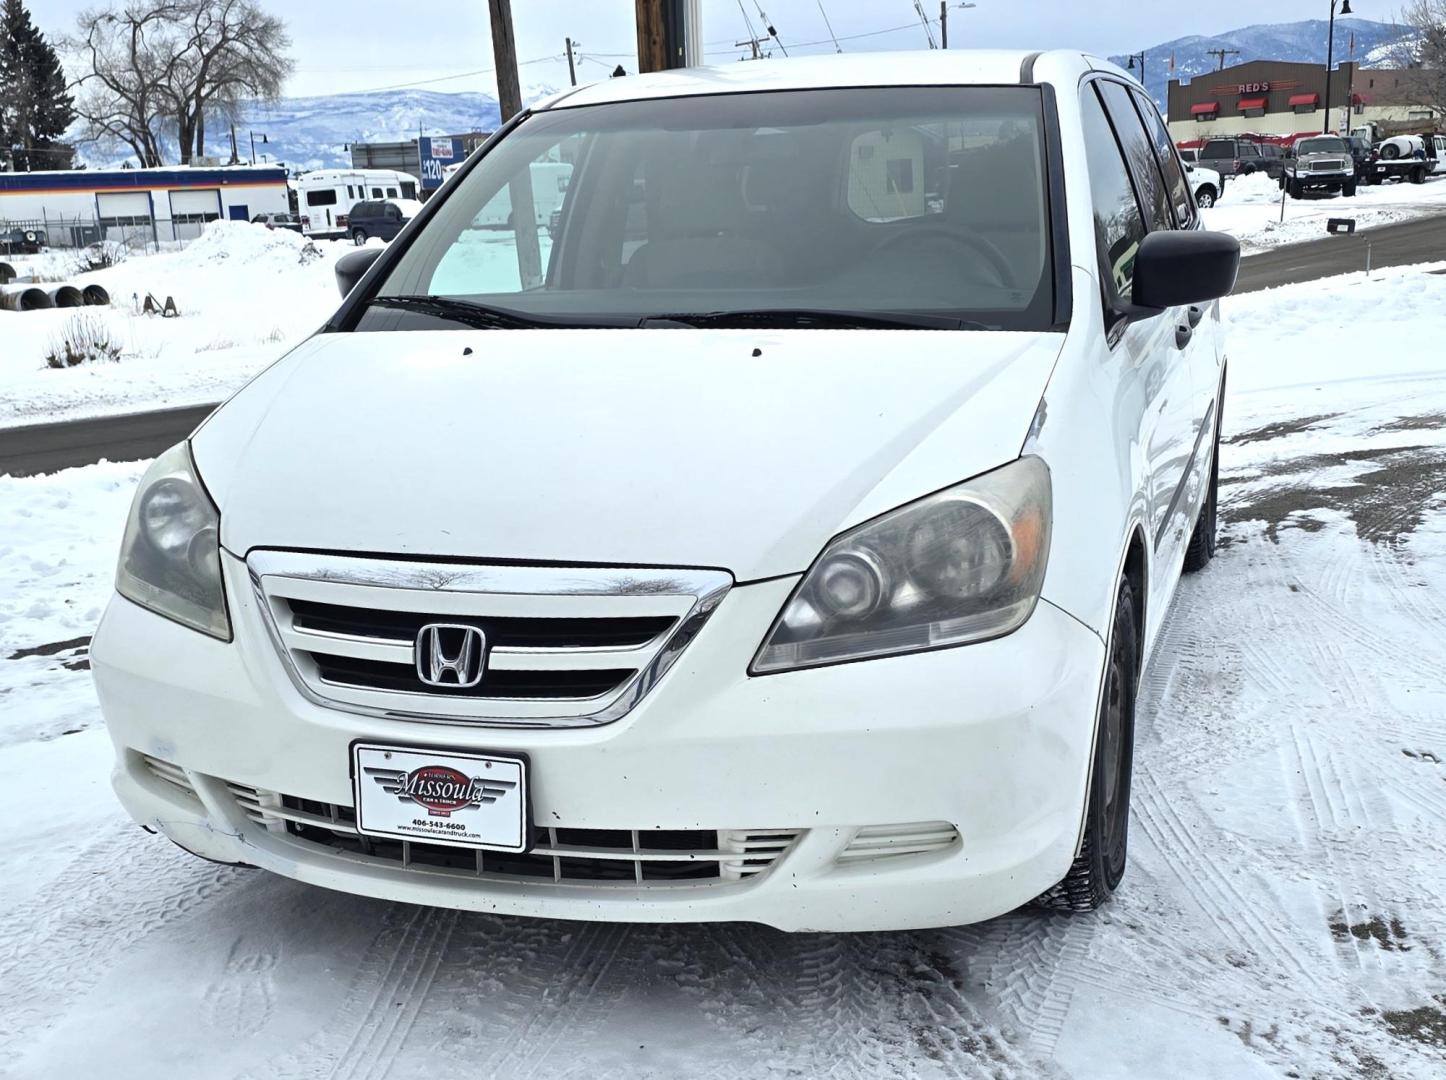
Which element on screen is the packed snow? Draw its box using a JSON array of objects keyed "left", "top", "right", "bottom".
[
  {"left": 2, "top": 264, "right": 1445, "bottom": 1078},
  {"left": 1203, "top": 169, "right": 1446, "bottom": 254},
  {"left": 0, "top": 222, "right": 357, "bottom": 428}
]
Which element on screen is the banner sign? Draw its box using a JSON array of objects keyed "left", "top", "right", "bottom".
[{"left": 419, "top": 136, "right": 465, "bottom": 189}]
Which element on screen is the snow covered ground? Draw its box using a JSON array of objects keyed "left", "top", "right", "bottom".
[
  {"left": 1203, "top": 170, "right": 1446, "bottom": 254},
  {"left": 2, "top": 265, "right": 1445, "bottom": 1078},
  {"left": 0, "top": 223, "right": 356, "bottom": 428}
]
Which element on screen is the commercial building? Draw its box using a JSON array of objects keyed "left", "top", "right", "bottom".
[
  {"left": 0, "top": 165, "right": 289, "bottom": 246},
  {"left": 1167, "top": 58, "right": 1440, "bottom": 148},
  {"left": 349, "top": 132, "right": 491, "bottom": 196},
  {"left": 1166, "top": 59, "right": 1360, "bottom": 145}
]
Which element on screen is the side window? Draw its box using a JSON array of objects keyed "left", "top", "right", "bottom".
[
  {"left": 1080, "top": 83, "right": 1148, "bottom": 308},
  {"left": 1129, "top": 88, "right": 1193, "bottom": 226},
  {"left": 1097, "top": 80, "right": 1172, "bottom": 233},
  {"left": 305, "top": 188, "right": 338, "bottom": 207}
]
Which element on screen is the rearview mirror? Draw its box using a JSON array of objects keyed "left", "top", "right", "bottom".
[
  {"left": 1126, "top": 230, "right": 1240, "bottom": 315},
  {"left": 335, "top": 246, "right": 384, "bottom": 298}
]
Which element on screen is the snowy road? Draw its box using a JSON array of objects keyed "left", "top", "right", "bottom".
[{"left": 2, "top": 267, "right": 1445, "bottom": 1078}]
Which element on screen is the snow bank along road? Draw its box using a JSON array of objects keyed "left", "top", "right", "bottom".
[{"left": 1, "top": 266, "right": 1445, "bottom": 1078}]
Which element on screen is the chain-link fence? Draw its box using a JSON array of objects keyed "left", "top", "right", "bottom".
[{"left": 0, "top": 212, "right": 214, "bottom": 254}]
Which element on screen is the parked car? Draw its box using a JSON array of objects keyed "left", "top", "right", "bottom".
[
  {"left": 0, "top": 226, "right": 46, "bottom": 254},
  {"left": 1282, "top": 135, "right": 1357, "bottom": 198},
  {"left": 346, "top": 199, "right": 423, "bottom": 245},
  {"left": 251, "top": 212, "right": 303, "bottom": 233},
  {"left": 1199, "top": 137, "right": 1280, "bottom": 179},
  {"left": 92, "top": 50, "right": 1239, "bottom": 933},
  {"left": 1186, "top": 163, "right": 1222, "bottom": 208},
  {"left": 1178, "top": 146, "right": 1199, "bottom": 164}
]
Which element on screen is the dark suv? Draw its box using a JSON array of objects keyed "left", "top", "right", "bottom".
[
  {"left": 346, "top": 200, "right": 416, "bottom": 245},
  {"left": 1199, "top": 138, "right": 1284, "bottom": 180}
]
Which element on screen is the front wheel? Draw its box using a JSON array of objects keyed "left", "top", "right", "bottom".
[
  {"left": 352, "top": 228, "right": 368, "bottom": 246},
  {"left": 1034, "top": 578, "right": 1139, "bottom": 912},
  {"left": 1343, "top": 182, "right": 1358, "bottom": 197},
  {"left": 1195, "top": 185, "right": 1217, "bottom": 208},
  {"left": 1412, "top": 167, "right": 1428, "bottom": 185}
]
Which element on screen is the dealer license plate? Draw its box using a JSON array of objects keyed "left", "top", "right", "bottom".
[{"left": 351, "top": 743, "right": 529, "bottom": 852}]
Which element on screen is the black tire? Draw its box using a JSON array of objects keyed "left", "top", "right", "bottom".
[
  {"left": 1034, "top": 578, "right": 1139, "bottom": 913},
  {"left": 1195, "top": 185, "right": 1217, "bottom": 208},
  {"left": 1183, "top": 421, "right": 1220, "bottom": 573},
  {"left": 1412, "top": 167, "right": 1427, "bottom": 185},
  {"left": 1343, "top": 182, "right": 1358, "bottom": 197},
  {"left": 1288, "top": 179, "right": 1303, "bottom": 199},
  {"left": 352, "top": 228, "right": 368, "bottom": 246}
]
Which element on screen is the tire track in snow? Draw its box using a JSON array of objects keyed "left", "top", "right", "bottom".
[
  {"left": 1132, "top": 764, "right": 1315, "bottom": 984},
  {"left": 0, "top": 827, "right": 237, "bottom": 1044}
]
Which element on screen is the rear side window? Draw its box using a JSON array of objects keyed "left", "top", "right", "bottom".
[
  {"left": 305, "top": 189, "right": 338, "bottom": 207},
  {"left": 1242, "top": 144, "right": 1261, "bottom": 158},
  {"left": 1128, "top": 88, "right": 1193, "bottom": 226},
  {"left": 1080, "top": 83, "right": 1147, "bottom": 307},
  {"left": 1201, "top": 140, "right": 1232, "bottom": 158},
  {"left": 1096, "top": 81, "right": 1172, "bottom": 233}
]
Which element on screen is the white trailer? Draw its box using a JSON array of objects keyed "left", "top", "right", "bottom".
[{"left": 296, "top": 169, "right": 419, "bottom": 238}]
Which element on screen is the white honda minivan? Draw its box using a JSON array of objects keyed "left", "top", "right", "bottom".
[{"left": 93, "top": 50, "right": 1238, "bottom": 932}]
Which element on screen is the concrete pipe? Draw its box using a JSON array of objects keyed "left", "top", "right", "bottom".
[
  {"left": 49, "top": 285, "right": 84, "bottom": 308},
  {"left": 0, "top": 286, "right": 52, "bottom": 311},
  {"left": 0, "top": 262, "right": 14, "bottom": 285},
  {"left": 81, "top": 284, "right": 111, "bottom": 307}
]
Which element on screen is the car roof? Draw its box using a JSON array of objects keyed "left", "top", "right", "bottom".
[{"left": 544, "top": 49, "right": 1102, "bottom": 109}]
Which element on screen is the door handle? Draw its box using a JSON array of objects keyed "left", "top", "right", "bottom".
[
  {"left": 1175, "top": 322, "right": 1193, "bottom": 350},
  {"left": 1187, "top": 304, "right": 1206, "bottom": 329}
]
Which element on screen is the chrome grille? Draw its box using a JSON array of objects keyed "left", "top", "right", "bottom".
[
  {"left": 247, "top": 551, "right": 732, "bottom": 727},
  {"left": 230, "top": 784, "right": 800, "bottom": 886}
]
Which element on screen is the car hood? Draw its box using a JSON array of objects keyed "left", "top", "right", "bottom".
[{"left": 194, "top": 328, "right": 1063, "bottom": 581}]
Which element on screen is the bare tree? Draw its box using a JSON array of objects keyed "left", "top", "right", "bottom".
[
  {"left": 1394, "top": 1, "right": 1446, "bottom": 118},
  {"left": 68, "top": 0, "right": 292, "bottom": 166}
]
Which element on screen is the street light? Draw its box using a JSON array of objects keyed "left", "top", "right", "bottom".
[
  {"left": 249, "top": 131, "right": 268, "bottom": 166},
  {"left": 939, "top": 2, "right": 977, "bottom": 50},
  {"left": 1126, "top": 51, "right": 1146, "bottom": 86},
  {"left": 1323, "top": 0, "right": 1354, "bottom": 135}
]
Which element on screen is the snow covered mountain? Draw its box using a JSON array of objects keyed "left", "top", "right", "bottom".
[
  {"left": 74, "top": 85, "right": 561, "bottom": 172},
  {"left": 1109, "top": 17, "right": 1416, "bottom": 107}
]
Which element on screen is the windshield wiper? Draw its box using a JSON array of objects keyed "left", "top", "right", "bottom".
[
  {"left": 368, "top": 295, "right": 594, "bottom": 330},
  {"left": 640, "top": 308, "right": 992, "bottom": 331}
]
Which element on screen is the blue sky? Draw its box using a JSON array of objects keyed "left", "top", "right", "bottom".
[{"left": 36, "top": 0, "right": 1380, "bottom": 98}]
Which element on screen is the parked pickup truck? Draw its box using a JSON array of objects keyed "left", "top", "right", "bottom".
[{"left": 1281, "top": 135, "right": 1356, "bottom": 198}]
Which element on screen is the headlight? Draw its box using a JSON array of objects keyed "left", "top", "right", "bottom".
[
  {"left": 751, "top": 456, "right": 1051, "bottom": 674},
  {"left": 116, "top": 441, "right": 230, "bottom": 640}
]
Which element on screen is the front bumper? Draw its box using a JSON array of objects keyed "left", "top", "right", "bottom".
[{"left": 93, "top": 553, "right": 1105, "bottom": 932}]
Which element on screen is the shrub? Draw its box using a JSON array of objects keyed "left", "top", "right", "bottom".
[
  {"left": 71, "top": 241, "right": 128, "bottom": 275},
  {"left": 45, "top": 315, "right": 123, "bottom": 368}
]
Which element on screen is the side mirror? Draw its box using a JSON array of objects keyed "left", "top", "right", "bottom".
[
  {"left": 1126, "top": 230, "right": 1240, "bottom": 316},
  {"left": 335, "top": 246, "right": 384, "bottom": 298}
]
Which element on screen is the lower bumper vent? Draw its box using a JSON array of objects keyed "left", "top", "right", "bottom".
[{"left": 837, "top": 822, "right": 960, "bottom": 865}]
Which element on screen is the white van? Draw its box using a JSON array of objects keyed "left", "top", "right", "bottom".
[{"left": 296, "top": 169, "right": 419, "bottom": 238}]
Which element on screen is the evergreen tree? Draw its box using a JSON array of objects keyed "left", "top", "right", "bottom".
[{"left": 0, "top": 0, "right": 75, "bottom": 171}]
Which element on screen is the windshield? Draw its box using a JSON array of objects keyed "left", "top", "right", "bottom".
[
  {"left": 369, "top": 87, "right": 1056, "bottom": 331},
  {"left": 1297, "top": 138, "right": 1347, "bottom": 155}
]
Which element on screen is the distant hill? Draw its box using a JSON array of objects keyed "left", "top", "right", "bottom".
[
  {"left": 1108, "top": 17, "right": 1415, "bottom": 107},
  {"left": 72, "top": 85, "right": 559, "bottom": 173}
]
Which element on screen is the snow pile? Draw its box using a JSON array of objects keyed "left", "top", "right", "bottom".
[
  {"left": 0, "top": 221, "right": 356, "bottom": 428},
  {"left": 1220, "top": 170, "right": 1284, "bottom": 205}
]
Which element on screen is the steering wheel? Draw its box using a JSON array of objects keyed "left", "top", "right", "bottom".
[{"left": 870, "top": 225, "right": 1019, "bottom": 292}]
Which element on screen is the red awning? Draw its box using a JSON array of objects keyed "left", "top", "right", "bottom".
[
  {"left": 1238, "top": 97, "right": 1268, "bottom": 110},
  {"left": 1288, "top": 93, "right": 1320, "bottom": 106},
  {"left": 1191, "top": 102, "right": 1219, "bottom": 116}
]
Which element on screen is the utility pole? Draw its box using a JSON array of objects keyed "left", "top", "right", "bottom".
[
  {"left": 939, "top": 3, "right": 976, "bottom": 49},
  {"left": 636, "top": 0, "right": 691, "bottom": 72},
  {"left": 488, "top": 0, "right": 523, "bottom": 121},
  {"left": 1206, "top": 48, "right": 1239, "bottom": 71},
  {"left": 565, "top": 37, "right": 578, "bottom": 86}
]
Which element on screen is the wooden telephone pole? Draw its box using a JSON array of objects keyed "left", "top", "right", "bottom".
[
  {"left": 635, "top": 0, "right": 692, "bottom": 73},
  {"left": 488, "top": 0, "right": 523, "bottom": 120}
]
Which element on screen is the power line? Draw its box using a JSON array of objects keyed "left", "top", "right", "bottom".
[
  {"left": 912, "top": 1, "right": 938, "bottom": 49},
  {"left": 753, "top": 3, "right": 788, "bottom": 56}
]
